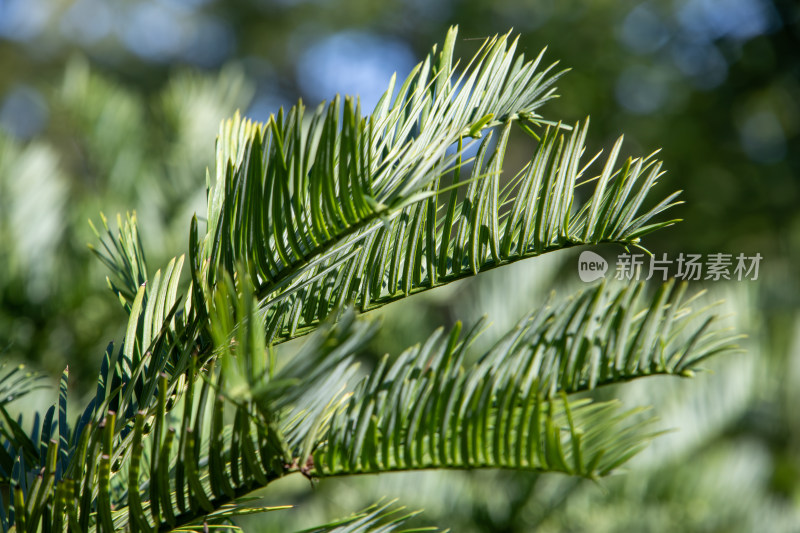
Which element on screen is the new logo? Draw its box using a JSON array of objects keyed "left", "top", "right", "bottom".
[{"left": 578, "top": 251, "right": 608, "bottom": 282}]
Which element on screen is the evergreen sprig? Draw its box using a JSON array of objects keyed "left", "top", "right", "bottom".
[{"left": 0, "top": 26, "right": 737, "bottom": 532}]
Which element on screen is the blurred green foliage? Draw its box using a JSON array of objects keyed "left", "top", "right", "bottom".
[
  {"left": 1, "top": 56, "right": 253, "bottom": 382},
  {"left": 1, "top": 0, "right": 798, "bottom": 530}
]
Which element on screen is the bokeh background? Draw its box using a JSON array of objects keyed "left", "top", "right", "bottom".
[{"left": 1, "top": 0, "right": 798, "bottom": 531}]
